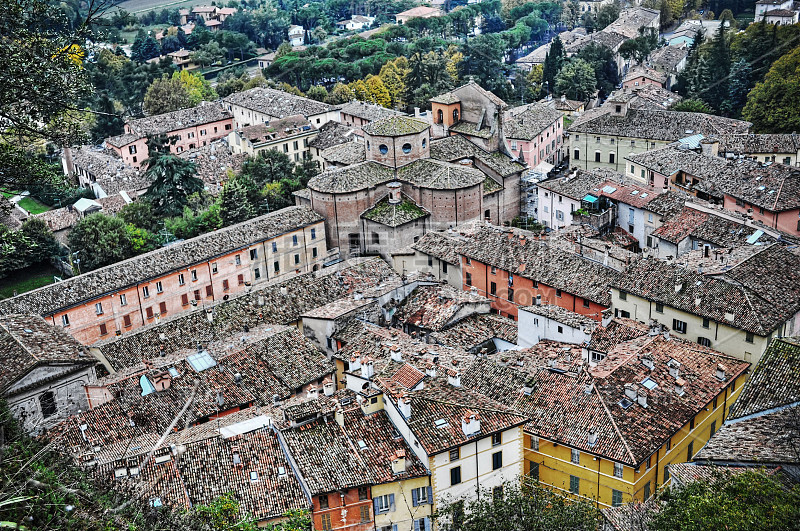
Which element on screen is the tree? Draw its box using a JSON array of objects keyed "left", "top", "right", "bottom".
[
  {"left": 143, "top": 138, "right": 203, "bottom": 217},
  {"left": 143, "top": 76, "right": 193, "bottom": 115},
  {"left": 326, "top": 82, "right": 355, "bottom": 104},
  {"left": 721, "top": 58, "right": 751, "bottom": 116},
  {"left": 68, "top": 214, "right": 135, "bottom": 271},
  {"left": 379, "top": 57, "right": 409, "bottom": 108},
  {"left": 91, "top": 93, "right": 124, "bottom": 142},
  {"left": 597, "top": 2, "right": 621, "bottom": 29},
  {"left": 619, "top": 28, "right": 659, "bottom": 65},
  {"left": 172, "top": 70, "right": 218, "bottom": 105},
  {"left": 560, "top": 0, "right": 580, "bottom": 29},
  {"left": 219, "top": 178, "right": 256, "bottom": 226},
  {"left": 703, "top": 23, "right": 731, "bottom": 110},
  {"left": 20, "top": 217, "right": 58, "bottom": 264},
  {"left": 555, "top": 58, "right": 596, "bottom": 100},
  {"left": 265, "top": 509, "right": 312, "bottom": 531},
  {"left": 435, "top": 481, "right": 599, "bottom": 531},
  {"left": 743, "top": 46, "right": 800, "bottom": 133},
  {"left": 671, "top": 98, "right": 713, "bottom": 113},
  {"left": 541, "top": 35, "right": 565, "bottom": 96},
  {"left": 577, "top": 42, "right": 619, "bottom": 99},
  {"left": 119, "top": 200, "right": 158, "bottom": 231},
  {"left": 306, "top": 85, "right": 329, "bottom": 102},
  {"left": 365, "top": 75, "right": 391, "bottom": 107},
  {"left": 192, "top": 40, "right": 225, "bottom": 68},
  {"left": 659, "top": 0, "right": 673, "bottom": 29},
  {"left": 651, "top": 470, "right": 800, "bottom": 531}
]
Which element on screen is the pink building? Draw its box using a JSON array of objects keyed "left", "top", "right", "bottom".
[
  {"left": 622, "top": 65, "right": 667, "bottom": 90},
  {"left": 503, "top": 102, "right": 565, "bottom": 167},
  {"left": 106, "top": 102, "right": 233, "bottom": 168}
]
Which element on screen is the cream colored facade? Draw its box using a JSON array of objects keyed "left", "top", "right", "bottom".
[
  {"left": 609, "top": 288, "right": 800, "bottom": 365},
  {"left": 228, "top": 129, "right": 320, "bottom": 164},
  {"left": 391, "top": 251, "right": 462, "bottom": 288},
  {"left": 524, "top": 370, "right": 747, "bottom": 508},
  {"left": 372, "top": 476, "right": 433, "bottom": 531},
  {"left": 569, "top": 132, "right": 669, "bottom": 175}
]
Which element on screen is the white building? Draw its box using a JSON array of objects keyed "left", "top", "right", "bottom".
[{"left": 517, "top": 304, "right": 597, "bottom": 348}]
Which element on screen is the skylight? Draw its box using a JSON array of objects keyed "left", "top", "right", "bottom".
[
  {"left": 630, "top": 190, "right": 639, "bottom": 195},
  {"left": 140, "top": 375, "right": 156, "bottom": 396},
  {"left": 619, "top": 398, "right": 634, "bottom": 409},
  {"left": 249, "top": 471, "right": 259, "bottom": 481},
  {"left": 641, "top": 377, "right": 658, "bottom": 390},
  {"left": 434, "top": 419, "right": 449, "bottom": 428},
  {"left": 357, "top": 440, "right": 368, "bottom": 450},
  {"left": 602, "top": 185, "right": 618, "bottom": 194},
  {"left": 187, "top": 351, "right": 217, "bottom": 372},
  {"left": 168, "top": 367, "right": 180, "bottom": 378},
  {"left": 278, "top": 466, "right": 286, "bottom": 476}
]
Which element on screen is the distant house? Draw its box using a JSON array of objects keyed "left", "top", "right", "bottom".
[
  {"left": 168, "top": 48, "right": 197, "bottom": 71},
  {"left": 256, "top": 51, "right": 276, "bottom": 69},
  {"left": 335, "top": 15, "right": 375, "bottom": 31},
  {"left": 754, "top": 0, "right": 799, "bottom": 22},
  {"left": 288, "top": 25, "right": 305, "bottom": 47},
  {"left": 622, "top": 65, "right": 667, "bottom": 90},
  {"left": 395, "top": 6, "right": 442, "bottom": 24},
  {"left": 227, "top": 115, "right": 319, "bottom": 164}
]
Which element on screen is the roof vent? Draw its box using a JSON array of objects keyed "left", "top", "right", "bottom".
[
  {"left": 588, "top": 427, "right": 598, "bottom": 447},
  {"left": 675, "top": 378, "right": 686, "bottom": 396},
  {"left": 641, "top": 354, "right": 654, "bottom": 371},
  {"left": 715, "top": 363, "right": 727, "bottom": 381}
]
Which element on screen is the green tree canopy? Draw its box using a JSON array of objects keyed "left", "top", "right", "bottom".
[
  {"left": 555, "top": 58, "right": 596, "bottom": 100},
  {"left": 143, "top": 138, "right": 203, "bottom": 217},
  {"left": 219, "top": 177, "right": 256, "bottom": 226},
  {"left": 68, "top": 213, "right": 135, "bottom": 271},
  {"left": 743, "top": 45, "right": 800, "bottom": 133},
  {"left": 143, "top": 75, "right": 193, "bottom": 115},
  {"left": 435, "top": 481, "right": 599, "bottom": 531}
]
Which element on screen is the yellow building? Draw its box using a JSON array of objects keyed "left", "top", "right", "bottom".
[
  {"left": 462, "top": 329, "right": 749, "bottom": 508},
  {"left": 609, "top": 244, "right": 800, "bottom": 366},
  {"left": 372, "top": 475, "right": 433, "bottom": 531}
]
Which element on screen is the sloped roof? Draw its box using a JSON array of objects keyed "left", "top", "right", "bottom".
[
  {"left": 394, "top": 284, "right": 489, "bottom": 332},
  {"left": 223, "top": 87, "right": 335, "bottom": 119},
  {"left": 729, "top": 337, "right": 800, "bottom": 420},
  {"left": 570, "top": 109, "right": 750, "bottom": 141},
  {"left": 504, "top": 103, "right": 563, "bottom": 141}
]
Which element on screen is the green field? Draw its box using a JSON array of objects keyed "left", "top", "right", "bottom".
[
  {"left": 17, "top": 197, "right": 51, "bottom": 215},
  {"left": 0, "top": 263, "right": 60, "bottom": 299}
]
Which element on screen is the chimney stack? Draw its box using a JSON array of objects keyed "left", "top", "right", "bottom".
[
  {"left": 391, "top": 449, "right": 407, "bottom": 475},
  {"left": 350, "top": 353, "right": 362, "bottom": 371},
  {"left": 307, "top": 385, "right": 319, "bottom": 399},
  {"left": 624, "top": 382, "right": 638, "bottom": 400},
  {"left": 335, "top": 407, "right": 345, "bottom": 427},
  {"left": 674, "top": 378, "right": 686, "bottom": 396},
  {"left": 461, "top": 411, "right": 481, "bottom": 437},
  {"left": 323, "top": 377, "right": 335, "bottom": 396},
  {"left": 390, "top": 346, "right": 403, "bottom": 363},
  {"left": 715, "top": 363, "right": 727, "bottom": 381},
  {"left": 588, "top": 426, "right": 598, "bottom": 447},
  {"left": 668, "top": 359, "right": 680, "bottom": 379},
  {"left": 362, "top": 357, "right": 375, "bottom": 378},
  {"left": 447, "top": 369, "right": 461, "bottom": 387},
  {"left": 637, "top": 391, "right": 648, "bottom": 408},
  {"left": 399, "top": 394, "right": 412, "bottom": 419}
]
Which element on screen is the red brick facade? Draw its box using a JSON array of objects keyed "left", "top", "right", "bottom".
[
  {"left": 461, "top": 257, "right": 607, "bottom": 320},
  {"left": 312, "top": 487, "right": 374, "bottom": 531}
]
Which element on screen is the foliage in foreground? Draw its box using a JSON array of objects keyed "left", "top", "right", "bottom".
[
  {"left": 651, "top": 469, "right": 800, "bottom": 531},
  {"left": 434, "top": 481, "right": 599, "bottom": 531}
]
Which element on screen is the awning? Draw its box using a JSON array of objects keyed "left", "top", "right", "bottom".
[{"left": 582, "top": 194, "right": 599, "bottom": 203}]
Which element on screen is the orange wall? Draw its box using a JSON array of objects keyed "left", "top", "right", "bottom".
[
  {"left": 312, "top": 488, "right": 374, "bottom": 531},
  {"left": 723, "top": 196, "right": 800, "bottom": 235},
  {"left": 431, "top": 102, "right": 461, "bottom": 128},
  {"left": 461, "top": 257, "right": 606, "bottom": 320}
]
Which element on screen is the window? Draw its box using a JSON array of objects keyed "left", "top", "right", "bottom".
[
  {"left": 178, "top": 274, "right": 185, "bottom": 286},
  {"left": 159, "top": 302, "right": 168, "bottom": 314},
  {"left": 558, "top": 325, "right": 563, "bottom": 333},
  {"left": 181, "top": 294, "right": 189, "bottom": 306},
  {"left": 312, "top": 247, "right": 318, "bottom": 258},
  {"left": 583, "top": 298, "right": 590, "bottom": 308},
  {"left": 529, "top": 462, "right": 540, "bottom": 480},
  {"left": 698, "top": 337, "right": 711, "bottom": 347},
  {"left": 492, "top": 432, "right": 502, "bottom": 446},
  {"left": 235, "top": 255, "right": 241, "bottom": 266},
  {"left": 595, "top": 152, "right": 601, "bottom": 162},
  {"left": 319, "top": 494, "right": 329, "bottom": 509},
  {"left": 146, "top": 307, "right": 154, "bottom": 319},
  {"left": 450, "top": 466, "right": 462, "bottom": 485},
  {"left": 571, "top": 449, "right": 580, "bottom": 465},
  {"left": 192, "top": 289, "right": 200, "bottom": 301},
  {"left": 254, "top": 268, "right": 261, "bottom": 280},
  {"left": 237, "top": 274, "right": 244, "bottom": 285},
  {"left": 422, "top": 138, "right": 427, "bottom": 149},
  {"left": 250, "top": 249, "right": 258, "bottom": 261},
  {"left": 450, "top": 448, "right": 460, "bottom": 461},
  {"left": 612, "top": 489, "right": 623, "bottom": 507},
  {"left": 614, "top": 462, "right": 623, "bottom": 478},
  {"left": 200, "top": 129, "right": 206, "bottom": 136},
  {"left": 619, "top": 290, "right": 627, "bottom": 301},
  {"left": 358, "top": 486, "right": 368, "bottom": 501},
  {"left": 532, "top": 280, "right": 539, "bottom": 288},
  {"left": 574, "top": 149, "right": 580, "bottom": 160},
  {"left": 119, "top": 293, "right": 127, "bottom": 306},
  {"left": 292, "top": 235, "right": 299, "bottom": 246},
  {"left": 95, "top": 302, "right": 103, "bottom": 315},
  {"left": 644, "top": 481, "right": 651, "bottom": 500},
  {"left": 713, "top": 397, "right": 718, "bottom": 409},
  {"left": 191, "top": 269, "right": 197, "bottom": 281},
  {"left": 631, "top": 140, "right": 636, "bottom": 147},
  {"left": 655, "top": 302, "right": 663, "bottom": 313},
  {"left": 375, "top": 494, "right": 394, "bottom": 513},
  {"left": 99, "top": 323, "right": 108, "bottom": 335},
  {"left": 412, "top": 486, "right": 431, "bottom": 506},
  {"left": 294, "top": 254, "right": 300, "bottom": 265},
  {"left": 62, "top": 314, "right": 70, "bottom": 327},
  {"left": 690, "top": 417, "right": 695, "bottom": 430},
  {"left": 212, "top": 263, "right": 218, "bottom": 274},
  {"left": 320, "top": 513, "right": 332, "bottom": 531},
  {"left": 465, "top": 272, "right": 472, "bottom": 286},
  {"left": 359, "top": 506, "right": 370, "bottom": 523},
  {"left": 746, "top": 332, "right": 754, "bottom": 343},
  {"left": 490, "top": 282, "right": 497, "bottom": 296},
  {"left": 311, "top": 228, "right": 316, "bottom": 240},
  {"left": 123, "top": 314, "right": 132, "bottom": 327},
  {"left": 570, "top": 475, "right": 579, "bottom": 494},
  {"left": 710, "top": 420, "right": 717, "bottom": 437},
  {"left": 508, "top": 288, "right": 514, "bottom": 302},
  {"left": 379, "top": 144, "right": 389, "bottom": 154},
  {"left": 402, "top": 143, "right": 412, "bottom": 154},
  {"left": 556, "top": 289, "right": 562, "bottom": 298},
  {"left": 222, "top": 279, "right": 229, "bottom": 291},
  {"left": 702, "top": 318, "right": 710, "bottom": 329},
  {"left": 273, "top": 261, "right": 280, "bottom": 273},
  {"left": 672, "top": 319, "right": 687, "bottom": 334},
  {"left": 609, "top": 153, "right": 615, "bottom": 164},
  {"left": 443, "top": 262, "right": 448, "bottom": 273},
  {"left": 40, "top": 391, "right": 57, "bottom": 418},
  {"left": 492, "top": 451, "right": 502, "bottom": 470},
  {"left": 493, "top": 486, "right": 503, "bottom": 501},
  {"left": 630, "top": 165, "right": 635, "bottom": 174},
  {"left": 465, "top": 257, "right": 472, "bottom": 265}
]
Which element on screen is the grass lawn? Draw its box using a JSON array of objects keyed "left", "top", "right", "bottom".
[
  {"left": 17, "top": 197, "right": 51, "bottom": 215},
  {"left": 1, "top": 190, "right": 19, "bottom": 198},
  {"left": 0, "top": 263, "right": 60, "bottom": 299}
]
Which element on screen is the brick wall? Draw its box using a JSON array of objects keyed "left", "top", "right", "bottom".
[{"left": 313, "top": 488, "right": 374, "bottom": 531}]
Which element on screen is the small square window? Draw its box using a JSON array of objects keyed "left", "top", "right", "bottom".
[
  {"left": 614, "top": 462, "right": 623, "bottom": 478},
  {"left": 449, "top": 448, "right": 460, "bottom": 461},
  {"left": 450, "top": 466, "right": 461, "bottom": 485},
  {"left": 745, "top": 332, "right": 754, "bottom": 343},
  {"left": 235, "top": 255, "right": 241, "bottom": 266},
  {"left": 571, "top": 449, "right": 580, "bottom": 464},
  {"left": 655, "top": 302, "right": 663, "bottom": 313}
]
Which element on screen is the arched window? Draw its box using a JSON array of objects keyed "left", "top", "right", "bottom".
[
  {"left": 437, "top": 109, "right": 443, "bottom": 124},
  {"left": 453, "top": 109, "right": 459, "bottom": 122},
  {"left": 402, "top": 143, "right": 412, "bottom": 154},
  {"left": 379, "top": 144, "right": 389, "bottom": 154}
]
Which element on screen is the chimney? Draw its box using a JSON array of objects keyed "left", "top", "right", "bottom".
[
  {"left": 668, "top": 359, "right": 681, "bottom": 379},
  {"left": 307, "top": 385, "right": 319, "bottom": 399},
  {"left": 391, "top": 449, "right": 407, "bottom": 475},
  {"left": 399, "top": 394, "right": 412, "bottom": 418},
  {"left": 624, "top": 382, "right": 638, "bottom": 400},
  {"left": 390, "top": 347, "right": 403, "bottom": 363},
  {"left": 587, "top": 426, "right": 598, "bottom": 447},
  {"left": 323, "top": 377, "right": 335, "bottom": 396},
  {"left": 641, "top": 354, "right": 654, "bottom": 371},
  {"left": 350, "top": 353, "right": 362, "bottom": 371},
  {"left": 387, "top": 181, "right": 402, "bottom": 204},
  {"left": 674, "top": 282, "right": 683, "bottom": 293},
  {"left": 461, "top": 411, "right": 481, "bottom": 437},
  {"left": 447, "top": 369, "right": 461, "bottom": 387},
  {"left": 674, "top": 378, "right": 686, "bottom": 396},
  {"left": 362, "top": 357, "right": 374, "bottom": 379},
  {"left": 335, "top": 406, "right": 345, "bottom": 427},
  {"left": 425, "top": 362, "right": 437, "bottom": 378},
  {"left": 637, "top": 391, "right": 648, "bottom": 408},
  {"left": 715, "top": 363, "right": 727, "bottom": 381}
]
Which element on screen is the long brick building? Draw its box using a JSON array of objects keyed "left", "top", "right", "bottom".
[{"left": 0, "top": 207, "right": 328, "bottom": 345}]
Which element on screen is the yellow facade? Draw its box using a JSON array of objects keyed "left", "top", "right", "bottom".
[
  {"left": 523, "top": 371, "right": 747, "bottom": 508},
  {"left": 372, "top": 475, "right": 433, "bottom": 530}
]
